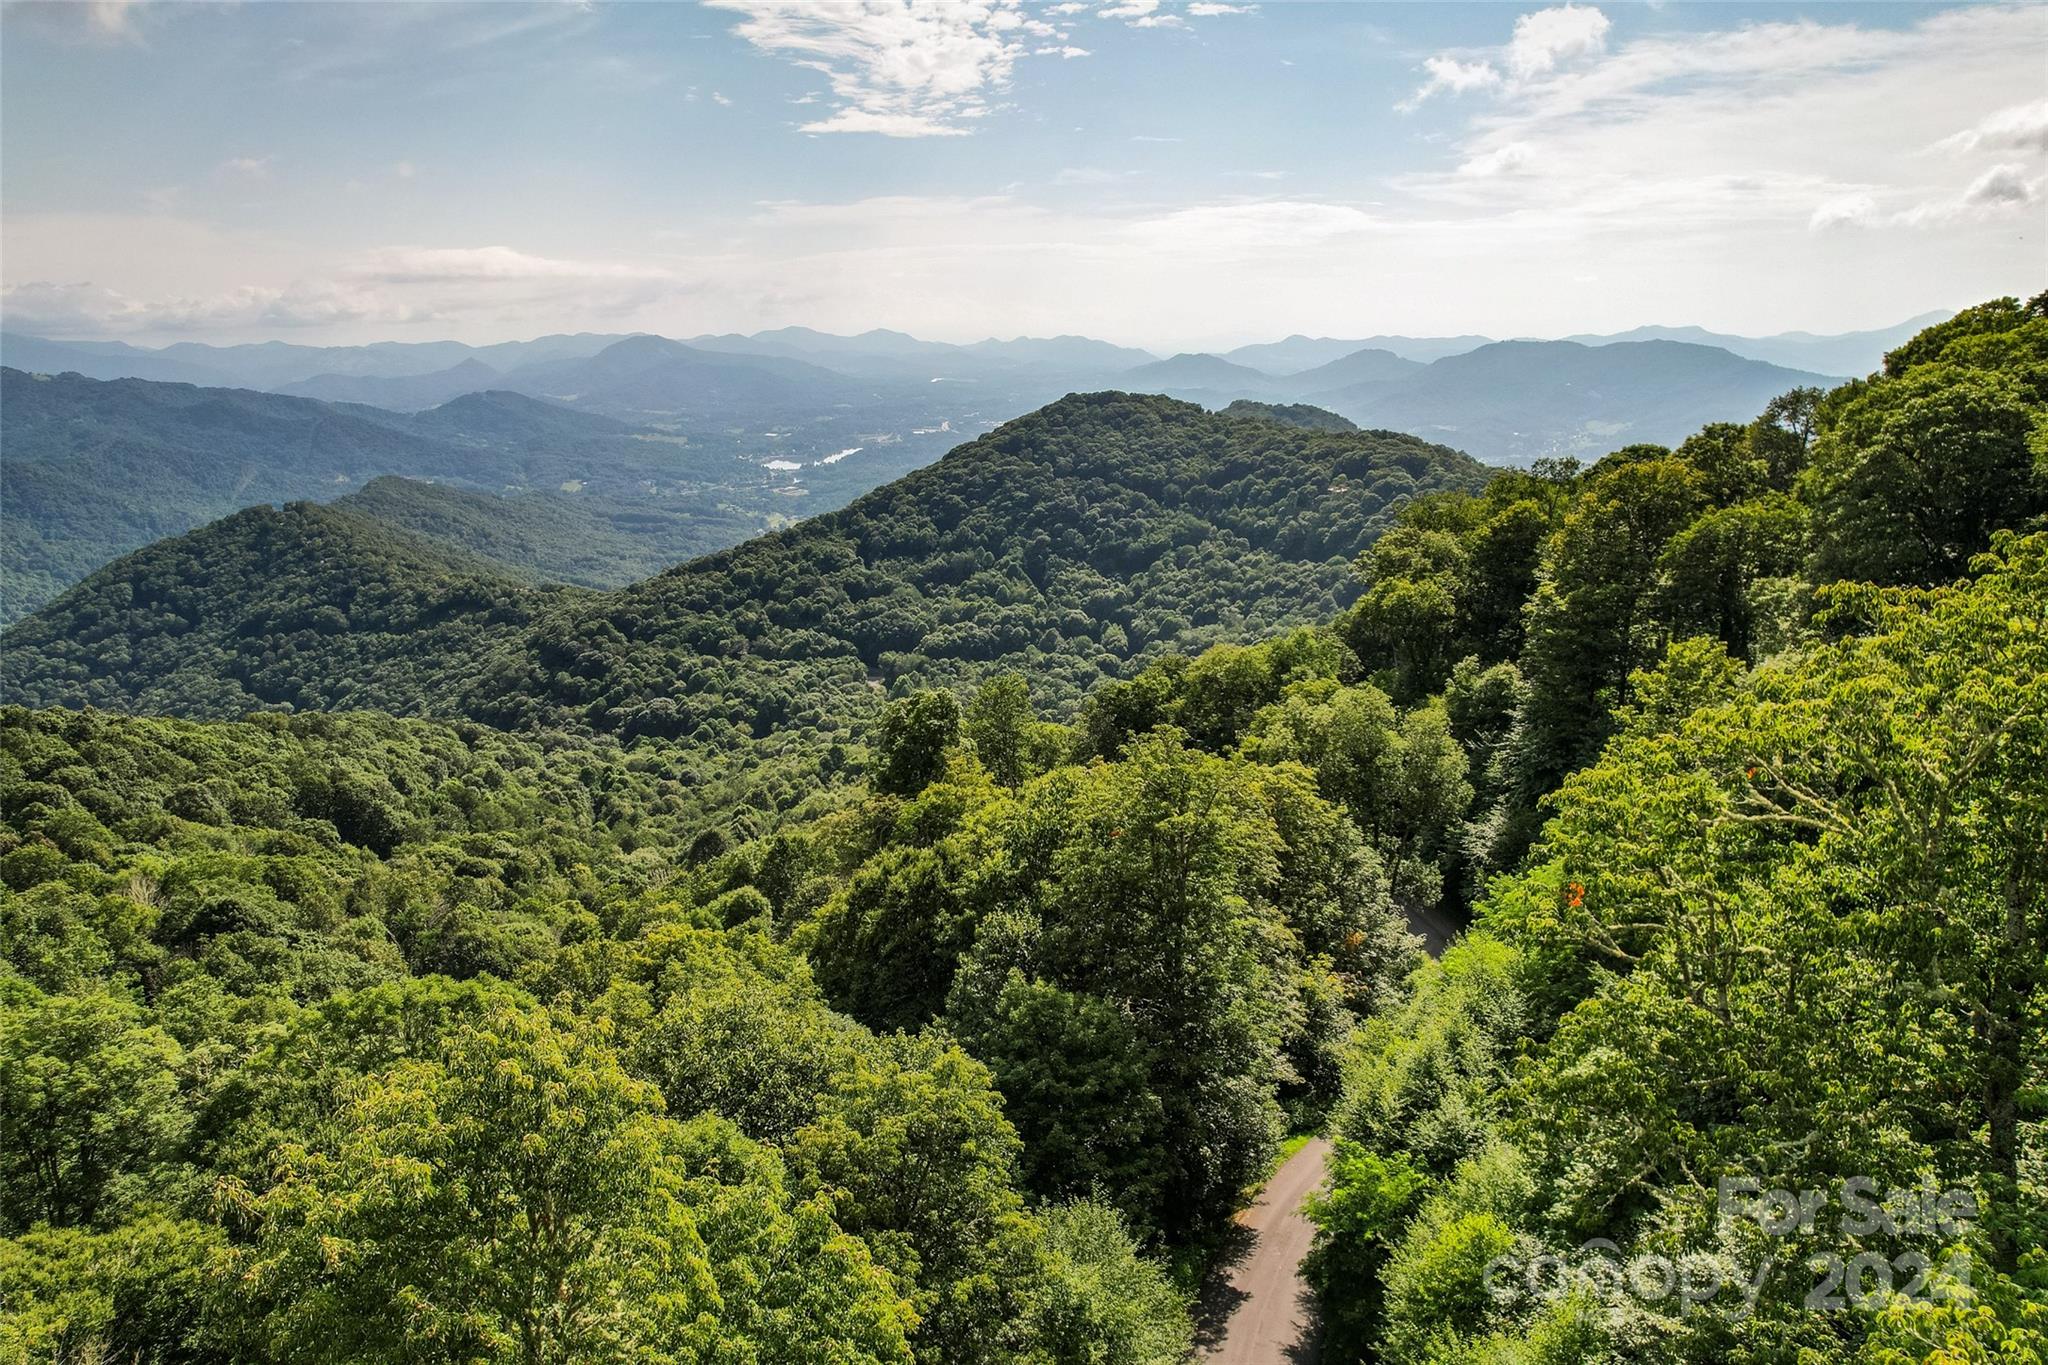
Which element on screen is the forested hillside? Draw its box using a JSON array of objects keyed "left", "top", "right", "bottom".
[
  {"left": 335, "top": 476, "right": 765, "bottom": 589},
  {"left": 1, "top": 299, "right": 2043, "bottom": 1364},
  {"left": 0, "top": 370, "right": 799, "bottom": 626},
  {"left": 1286, "top": 293, "right": 2048, "bottom": 1361},
  {"left": 3, "top": 394, "right": 1485, "bottom": 746}
]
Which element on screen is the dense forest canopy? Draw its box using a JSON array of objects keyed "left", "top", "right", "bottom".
[
  {"left": 1, "top": 298, "right": 2044, "bottom": 1364},
  {"left": 0, "top": 366, "right": 978, "bottom": 629},
  {"left": 2, "top": 392, "right": 1484, "bottom": 758}
]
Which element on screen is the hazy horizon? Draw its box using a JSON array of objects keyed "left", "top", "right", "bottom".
[
  {"left": 0, "top": 305, "right": 1972, "bottom": 361},
  {"left": 5, "top": 1, "right": 2043, "bottom": 352}
]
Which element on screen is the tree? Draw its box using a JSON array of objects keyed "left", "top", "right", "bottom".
[
  {"left": 965, "top": 674, "right": 1035, "bottom": 788},
  {"left": 872, "top": 691, "right": 964, "bottom": 797},
  {"left": 789, "top": 1038, "right": 1045, "bottom": 1365},
  {"left": 1516, "top": 455, "right": 1705, "bottom": 794},
  {"left": 1028, "top": 732, "right": 1287, "bottom": 1240},
  {"left": 1652, "top": 493, "right": 1809, "bottom": 660},
  {"left": 1303, "top": 1143, "right": 1428, "bottom": 1361},
  {"left": 1748, "top": 385, "right": 1825, "bottom": 489},
  {"left": 224, "top": 1002, "right": 915, "bottom": 1364},
  {"left": 1344, "top": 525, "right": 1467, "bottom": 703},
  {"left": 0, "top": 989, "right": 191, "bottom": 1234},
  {"left": 1031, "top": 1200, "right": 1193, "bottom": 1365},
  {"left": 1806, "top": 365, "right": 2044, "bottom": 586}
]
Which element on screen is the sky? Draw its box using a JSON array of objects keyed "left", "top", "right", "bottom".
[{"left": 1, "top": 0, "right": 2043, "bottom": 351}]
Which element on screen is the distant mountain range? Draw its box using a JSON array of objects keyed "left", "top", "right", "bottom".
[
  {"left": 1102, "top": 339, "right": 1836, "bottom": 464},
  {"left": 1313, "top": 339, "right": 1837, "bottom": 466},
  {"left": 0, "top": 308, "right": 1948, "bottom": 622},
  {"left": 2, "top": 309, "right": 1942, "bottom": 403}
]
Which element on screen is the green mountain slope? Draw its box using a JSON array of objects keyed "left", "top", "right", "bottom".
[
  {"left": 0, "top": 370, "right": 790, "bottom": 626},
  {"left": 2, "top": 393, "right": 1487, "bottom": 744},
  {"left": 2, "top": 301, "right": 2041, "bottom": 1365},
  {"left": 335, "top": 475, "right": 763, "bottom": 587},
  {"left": 0, "top": 502, "right": 561, "bottom": 717},
  {"left": 1220, "top": 400, "right": 1359, "bottom": 432}
]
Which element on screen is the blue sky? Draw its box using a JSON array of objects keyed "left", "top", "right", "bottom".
[{"left": 2, "top": 1, "right": 2042, "bottom": 348}]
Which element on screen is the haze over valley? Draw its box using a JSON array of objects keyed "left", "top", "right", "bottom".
[{"left": 0, "top": 308, "right": 1928, "bottom": 625}]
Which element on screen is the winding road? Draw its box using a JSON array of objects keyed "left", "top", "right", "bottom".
[
  {"left": 1199, "top": 1137, "right": 1332, "bottom": 1364},
  {"left": 1198, "top": 907, "right": 1453, "bottom": 1361}
]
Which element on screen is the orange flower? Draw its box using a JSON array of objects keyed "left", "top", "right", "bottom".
[{"left": 1566, "top": 880, "right": 1586, "bottom": 909}]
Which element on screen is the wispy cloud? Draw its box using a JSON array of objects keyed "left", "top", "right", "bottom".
[
  {"left": 1813, "top": 163, "right": 2043, "bottom": 232},
  {"left": 1399, "top": 3, "right": 1610, "bottom": 109},
  {"left": 1398, "top": 3, "right": 2047, "bottom": 249},
  {"left": 707, "top": 0, "right": 1041, "bottom": 137},
  {"left": 1127, "top": 200, "right": 1379, "bottom": 252},
  {"left": 1933, "top": 98, "right": 2048, "bottom": 156},
  {"left": 2, "top": 240, "right": 689, "bottom": 337}
]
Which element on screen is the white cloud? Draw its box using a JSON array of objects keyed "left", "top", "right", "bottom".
[
  {"left": 218, "top": 155, "right": 274, "bottom": 179},
  {"left": 1130, "top": 14, "right": 1183, "bottom": 29},
  {"left": 1505, "top": 4, "right": 1610, "bottom": 80},
  {"left": 87, "top": 0, "right": 144, "bottom": 42},
  {"left": 1098, "top": 0, "right": 1157, "bottom": 17},
  {"left": 1035, "top": 45, "right": 1090, "bottom": 58},
  {"left": 799, "top": 107, "right": 971, "bottom": 138},
  {"left": 1404, "top": 5, "right": 2047, "bottom": 239},
  {"left": 1403, "top": 4, "right": 1611, "bottom": 107},
  {"left": 1187, "top": 2, "right": 1254, "bottom": 14},
  {"left": 393, "top": 160, "right": 418, "bottom": 179},
  {"left": 1457, "top": 143, "right": 1536, "bottom": 178},
  {"left": 1400, "top": 55, "right": 1501, "bottom": 109},
  {"left": 351, "top": 245, "right": 673, "bottom": 285},
  {"left": 712, "top": 91, "right": 734, "bottom": 106},
  {"left": 1885, "top": 164, "right": 2042, "bottom": 228},
  {"left": 1808, "top": 193, "right": 1879, "bottom": 232},
  {"left": 1962, "top": 162, "right": 2039, "bottom": 206},
  {"left": 707, "top": 0, "right": 1029, "bottom": 136},
  {"left": 1933, "top": 98, "right": 2048, "bottom": 155}
]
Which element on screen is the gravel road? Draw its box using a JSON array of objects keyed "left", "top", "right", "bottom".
[{"left": 1199, "top": 1136, "right": 1332, "bottom": 1364}]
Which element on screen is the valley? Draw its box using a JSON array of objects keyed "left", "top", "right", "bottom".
[{"left": 0, "top": 310, "right": 1917, "bottom": 627}]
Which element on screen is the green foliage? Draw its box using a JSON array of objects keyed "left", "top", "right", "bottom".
[
  {"left": 1805, "top": 355, "right": 2046, "bottom": 585},
  {"left": 1032, "top": 1199, "right": 1194, "bottom": 1364},
  {"left": 0, "top": 709, "right": 1184, "bottom": 1364},
  {"left": 1309, "top": 535, "right": 2048, "bottom": 1361},
  {"left": 798, "top": 705, "right": 1414, "bottom": 1243},
  {"left": 4, "top": 393, "right": 1485, "bottom": 749},
  {"left": 1219, "top": 399, "right": 1361, "bottom": 433},
  {"left": 5, "top": 304, "right": 2046, "bottom": 1365},
  {"left": 0, "top": 988, "right": 191, "bottom": 1233},
  {"left": 873, "top": 691, "right": 965, "bottom": 797},
  {"left": 1331, "top": 934, "right": 1528, "bottom": 1173},
  {"left": 1304, "top": 1141, "right": 1429, "bottom": 1358}
]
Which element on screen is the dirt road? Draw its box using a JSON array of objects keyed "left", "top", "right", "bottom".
[{"left": 1199, "top": 1136, "right": 1332, "bottom": 1364}]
